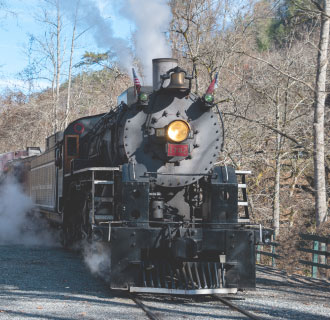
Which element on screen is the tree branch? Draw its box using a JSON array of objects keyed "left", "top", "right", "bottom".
[
  {"left": 235, "top": 51, "right": 315, "bottom": 92},
  {"left": 223, "top": 112, "right": 302, "bottom": 146}
]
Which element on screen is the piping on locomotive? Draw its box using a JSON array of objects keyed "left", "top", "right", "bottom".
[{"left": 2, "top": 58, "right": 272, "bottom": 295}]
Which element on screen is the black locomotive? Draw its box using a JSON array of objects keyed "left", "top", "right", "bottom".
[{"left": 3, "top": 59, "right": 271, "bottom": 294}]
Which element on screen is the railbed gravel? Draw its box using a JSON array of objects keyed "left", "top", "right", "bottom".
[{"left": 0, "top": 245, "right": 329, "bottom": 319}]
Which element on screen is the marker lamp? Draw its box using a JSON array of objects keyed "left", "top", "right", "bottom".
[
  {"left": 204, "top": 93, "right": 214, "bottom": 103},
  {"left": 139, "top": 92, "right": 149, "bottom": 102},
  {"left": 167, "top": 120, "right": 190, "bottom": 142}
]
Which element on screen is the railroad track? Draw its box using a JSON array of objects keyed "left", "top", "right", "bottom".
[
  {"left": 129, "top": 292, "right": 262, "bottom": 320},
  {"left": 129, "top": 293, "right": 161, "bottom": 320},
  {"left": 213, "top": 295, "right": 262, "bottom": 320}
]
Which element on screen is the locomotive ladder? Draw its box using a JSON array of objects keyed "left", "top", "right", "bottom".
[
  {"left": 235, "top": 170, "right": 251, "bottom": 223},
  {"left": 70, "top": 167, "right": 119, "bottom": 224},
  {"left": 89, "top": 167, "right": 119, "bottom": 224}
]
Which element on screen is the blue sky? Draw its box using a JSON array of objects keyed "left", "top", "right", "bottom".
[{"left": 0, "top": 0, "right": 133, "bottom": 92}]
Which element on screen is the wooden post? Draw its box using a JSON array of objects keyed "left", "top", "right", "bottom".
[
  {"left": 319, "top": 242, "right": 326, "bottom": 278},
  {"left": 327, "top": 242, "right": 329, "bottom": 280},
  {"left": 272, "top": 234, "right": 276, "bottom": 268},
  {"left": 257, "top": 244, "right": 261, "bottom": 264},
  {"left": 312, "top": 240, "right": 319, "bottom": 278}
]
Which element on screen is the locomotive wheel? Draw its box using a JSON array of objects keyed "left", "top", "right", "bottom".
[
  {"left": 61, "top": 188, "right": 85, "bottom": 248},
  {"left": 61, "top": 222, "right": 75, "bottom": 248},
  {"left": 62, "top": 209, "right": 81, "bottom": 248},
  {"left": 80, "top": 199, "right": 92, "bottom": 241}
]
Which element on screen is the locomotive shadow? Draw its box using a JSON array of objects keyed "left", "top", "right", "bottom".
[{"left": 256, "top": 266, "right": 330, "bottom": 297}]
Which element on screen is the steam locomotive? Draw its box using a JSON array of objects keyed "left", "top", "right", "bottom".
[{"left": 1, "top": 58, "right": 271, "bottom": 295}]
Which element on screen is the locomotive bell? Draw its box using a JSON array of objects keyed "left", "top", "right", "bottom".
[
  {"left": 153, "top": 58, "right": 178, "bottom": 90},
  {"left": 167, "top": 71, "right": 188, "bottom": 91}
]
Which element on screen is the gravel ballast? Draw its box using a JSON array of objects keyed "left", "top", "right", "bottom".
[
  {"left": 0, "top": 245, "right": 144, "bottom": 320},
  {"left": 0, "top": 245, "right": 329, "bottom": 319}
]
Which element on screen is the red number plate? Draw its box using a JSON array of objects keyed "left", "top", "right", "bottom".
[{"left": 167, "top": 144, "right": 189, "bottom": 157}]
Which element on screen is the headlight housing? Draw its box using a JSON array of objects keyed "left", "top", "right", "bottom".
[{"left": 167, "top": 120, "right": 190, "bottom": 142}]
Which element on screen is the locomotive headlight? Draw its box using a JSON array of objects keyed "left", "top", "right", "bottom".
[{"left": 167, "top": 120, "right": 190, "bottom": 142}]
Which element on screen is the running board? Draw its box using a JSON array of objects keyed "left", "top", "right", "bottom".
[{"left": 129, "top": 287, "right": 238, "bottom": 295}]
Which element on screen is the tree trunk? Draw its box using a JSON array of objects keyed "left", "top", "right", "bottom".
[
  {"left": 314, "top": 0, "right": 329, "bottom": 227},
  {"left": 64, "top": 10, "right": 77, "bottom": 128},
  {"left": 273, "top": 101, "right": 282, "bottom": 236},
  {"left": 273, "top": 152, "right": 281, "bottom": 236},
  {"left": 51, "top": 56, "right": 57, "bottom": 135},
  {"left": 55, "top": 0, "right": 61, "bottom": 133}
]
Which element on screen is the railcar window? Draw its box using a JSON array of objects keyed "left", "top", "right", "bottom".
[{"left": 67, "top": 137, "right": 78, "bottom": 156}]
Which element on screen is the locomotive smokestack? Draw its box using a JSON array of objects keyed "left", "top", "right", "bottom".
[{"left": 152, "top": 58, "right": 178, "bottom": 91}]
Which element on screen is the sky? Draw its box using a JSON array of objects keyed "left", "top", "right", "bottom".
[
  {"left": 0, "top": 0, "right": 134, "bottom": 92},
  {"left": 0, "top": 0, "right": 252, "bottom": 93}
]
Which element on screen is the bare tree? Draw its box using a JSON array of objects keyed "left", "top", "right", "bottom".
[
  {"left": 64, "top": 1, "right": 78, "bottom": 128},
  {"left": 54, "top": 0, "right": 61, "bottom": 133},
  {"left": 313, "top": 0, "right": 329, "bottom": 227},
  {"left": 170, "top": 0, "right": 231, "bottom": 93},
  {"left": 18, "top": 0, "right": 65, "bottom": 133},
  {"left": 63, "top": 1, "right": 96, "bottom": 128}
]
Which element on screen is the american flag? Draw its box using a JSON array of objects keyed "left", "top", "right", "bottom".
[
  {"left": 132, "top": 68, "right": 141, "bottom": 95},
  {"left": 206, "top": 72, "right": 218, "bottom": 94}
]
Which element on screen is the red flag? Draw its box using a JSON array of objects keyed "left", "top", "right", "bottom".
[
  {"left": 132, "top": 68, "right": 141, "bottom": 95},
  {"left": 206, "top": 72, "right": 218, "bottom": 94}
]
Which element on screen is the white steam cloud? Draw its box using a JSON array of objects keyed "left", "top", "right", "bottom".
[
  {"left": 0, "top": 177, "right": 109, "bottom": 278},
  {"left": 81, "top": 241, "right": 111, "bottom": 282},
  {"left": 0, "top": 178, "right": 58, "bottom": 246},
  {"left": 120, "top": 0, "right": 172, "bottom": 83},
  {"left": 61, "top": 0, "right": 171, "bottom": 84}
]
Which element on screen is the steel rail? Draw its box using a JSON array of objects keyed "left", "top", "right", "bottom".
[
  {"left": 129, "top": 293, "right": 161, "bottom": 320},
  {"left": 214, "top": 295, "right": 262, "bottom": 320}
]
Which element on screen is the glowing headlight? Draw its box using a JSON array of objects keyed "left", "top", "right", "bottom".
[{"left": 167, "top": 120, "right": 190, "bottom": 142}]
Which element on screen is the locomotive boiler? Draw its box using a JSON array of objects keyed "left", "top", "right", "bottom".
[{"left": 9, "top": 58, "right": 271, "bottom": 294}]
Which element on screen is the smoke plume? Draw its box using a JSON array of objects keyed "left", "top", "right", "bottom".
[
  {"left": 61, "top": 0, "right": 171, "bottom": 83},
  {"left": 0, "top": 178, "right": 58, "bottom": 246},
  {"left": 60, "top": 0, "right": 133, "bottom": 72}
]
